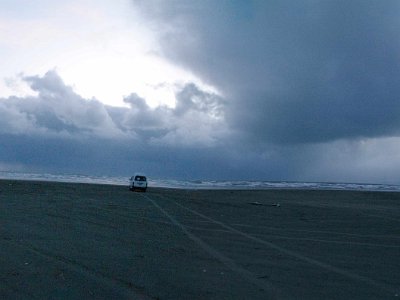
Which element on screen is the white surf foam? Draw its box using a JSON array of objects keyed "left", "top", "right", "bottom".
[{"left": 0, "top": 171, "right": 399, "bottom": 192}]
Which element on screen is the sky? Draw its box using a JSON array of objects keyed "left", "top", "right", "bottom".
[{"left": 1, "top": 0, "right": 400, "bottom": 183}]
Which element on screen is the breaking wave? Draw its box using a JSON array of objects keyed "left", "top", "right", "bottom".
[{"left": 1, "top": 171, "right": 400, "bottom": 192}]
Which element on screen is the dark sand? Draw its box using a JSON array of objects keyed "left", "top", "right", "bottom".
[{"left": 0, "top": 180, "right": 399, "bottom": 299}]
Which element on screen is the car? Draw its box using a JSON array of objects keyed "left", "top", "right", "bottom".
[{"left": 129, "top": 174, "right": 147, "bottom": 192}]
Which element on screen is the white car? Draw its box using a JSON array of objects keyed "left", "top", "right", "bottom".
[{"left": 129, "top": 174, "right": 147, "bottom": 192}]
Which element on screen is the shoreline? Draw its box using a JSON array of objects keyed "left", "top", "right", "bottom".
[{"left": 1, "top": 177, "right": 400, "bottom": 193}]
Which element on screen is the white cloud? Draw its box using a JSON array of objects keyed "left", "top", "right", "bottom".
[
  {"left": 0, "top": 71, "right": 125, "bottom": 138},
  {"left": 0, "top": 0, "right": 212, "bottom": 108},
  {"left": 0, "top": 69, "right": 233, "bottom": 178},
  {"left": 118, "top": 83, "right": 227, "bottom": 146},
  {"left": 0, "top": 102, "right": 34, "bottom": 134},
  {"left": 0, "top": 70, "right": 228, "bottom": 146}
]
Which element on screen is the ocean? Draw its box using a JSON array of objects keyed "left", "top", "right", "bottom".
[{"left": 0, "top": 171, "right": 399, "bottom": 192}]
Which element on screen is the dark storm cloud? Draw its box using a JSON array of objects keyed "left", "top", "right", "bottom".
[{"left": 134, "top": 0, "right": 400, "bottom": 144}]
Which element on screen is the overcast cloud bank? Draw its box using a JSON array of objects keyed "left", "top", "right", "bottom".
[
  {"left": 0, "top": 71, "right": 400, "bottom": 182},
  {"left": 1, "top": 69, "right": 400, "bottom": 183},
  {"left": 0, "top": 71, "right": 238, "bottom": 178}
]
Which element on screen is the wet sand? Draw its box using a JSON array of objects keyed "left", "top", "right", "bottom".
[{"left": 0, "top": 180, "right": 399, "bottom": 299}]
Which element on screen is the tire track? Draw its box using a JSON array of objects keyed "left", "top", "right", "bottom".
[
  {"left": 158, "top": 195, "right": 398, "bottom": 298},
  {"left": 231, "top": 224, "right": 400, "bottom": 240},
  {"left": 183, "top": 226, "right": 400, "bottom": 249},
  {"left": 142, "top": 194, "right": 288, "bottom": 300}
]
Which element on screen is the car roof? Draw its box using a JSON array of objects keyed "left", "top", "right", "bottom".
[{"left": 133, "top": 174, "right": 147, "bottom": 178}]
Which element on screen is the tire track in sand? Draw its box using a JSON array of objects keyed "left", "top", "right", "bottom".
[
  {"left": 158, "top": 195, "right": 398, "bottom": 298},
  {"left": 142, "top": 194, "right": 288, "bottom": 300}
]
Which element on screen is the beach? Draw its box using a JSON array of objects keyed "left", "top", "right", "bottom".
[{"left": 0, "top": 180, "right": 399, "bottom": 299}]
